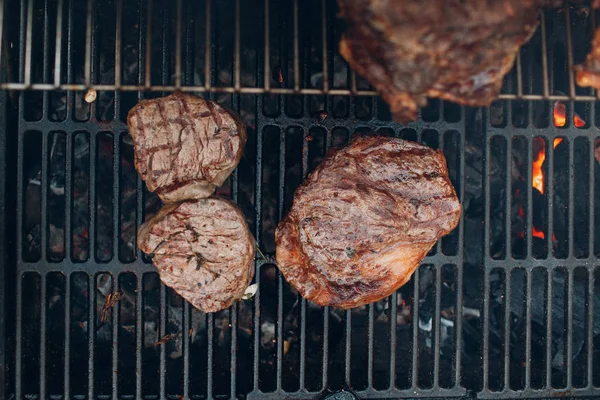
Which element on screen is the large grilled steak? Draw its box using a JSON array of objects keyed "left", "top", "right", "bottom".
[
  {"left": 337, "top": 0, "right": 544, "bottom": 123},
  {"left": 127, "top": 92, "right": 246, "bottom": 202},
  {"left": 275, "top": 136, "right": 461, "bottom": 309},
  {"left": 138, "top": 198, "right": 255, "bottom": 313}
]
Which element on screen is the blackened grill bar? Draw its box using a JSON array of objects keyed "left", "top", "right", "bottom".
[{"left": 0, "top": 0, "right": 599, "bottom": 399}]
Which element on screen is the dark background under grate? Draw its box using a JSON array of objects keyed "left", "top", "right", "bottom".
[{"left": 0, "top": 0, "right": 600, "bottom": 399}]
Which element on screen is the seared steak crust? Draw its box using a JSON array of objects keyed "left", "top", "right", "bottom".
[
  {"left": 338, "top": 0, "right": 543, "bottom": 123},
  {"left": 127, "top": 92, "right": 246, "bottom": 202},
  {"left": 138, "top": 198, "right": 255, "bottom": 313},
  {"left": 275, "top": 136, "right": 461, "bottom": 309}
]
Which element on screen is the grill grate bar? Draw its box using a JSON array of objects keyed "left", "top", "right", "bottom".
[
  {"left": 525, "top": 268, "right": 533, "bottom": 389},
  {"left": 320, "top": 0, "right": 328, "bottom": 92},
  {"left": 23, "top": 0, "right": 33, "bottom": 87},
  {"left": 344, "top": 310, "right": 352, "bottom": 385},
  {"left": 111, "top": 275, "right": 120, "bottom": 400},
  {"left": 234, "top": 0, "right": 241, "bottom": 91},
  {"left": 114, "top": 0, "right": 122, "bottom": 88},
  {"left": 367, "top": 303, "right": 375, "bottom": 389},
  {"left": 321, "top": 306, "right": 329, "bottom": 390},
  {"left": 292, "top": 0, "right": 300, "bottom": 92},
  {"left": 545, "top": 269, "right": 554, "bottom": 389},
  {"left": 64, "top": 274, "right": 71, "bottom": 400},
  {"left": 204, "top": 0, "right": 212, "bottom": 90},
  {"left": 14, "top": 276, "right": 23, "bottom": 400},
  {"left": 433, "top": 265, "right": 442, "bottom": 388},
  {"left": 566, "top": 267, "right": 574, "bottom": 388},
  {"left": 503, "top": 268, "right": 512, "bottom": 390},
  {"left": 39, "top": 273, "right": 47, "bottom": 400},
  {"left": 0, "top": 0, "right": 4, "bottom": 80},
  {"left": 159, "top": 283, "right": 167, "bottom": 400},
  {"left": 389, "top": 292, "right": 397, "bottom": 390},
  {"left": 87, "top": 274, "right": 96, "bottom": 400},
  {"left": 564, "top": 4, "right": 576, "bottom": 99},
  {"left": 143, "top": 0, "right": 152, "bottom": 88},
  {"left": 135, "top": 273, "right": 143, "bottom": 398},
  {"left": 174, "top": 0, "right": 182, "bottom": 89},
  {"left": 230, "top": 302, "right": 238, "bottom": 398},
  {"left": 183, "top": 302, "right": 191, "bottom": 399},
  {"left": 586, "top": 268, "right": 595, "bottom": 388},
  {"left": 84, "top": 0, "right": 93, "bottom": 86},
  {"left": 411, "top": 268, "right": 420, "bottom": 389},
  {"left": 54, "top": 0, "right": 63, "bottom": 86}
]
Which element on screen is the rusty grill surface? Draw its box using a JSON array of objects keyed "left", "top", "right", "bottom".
[{"left": 0, "top": 0, "right": 600, "bottom": 399}]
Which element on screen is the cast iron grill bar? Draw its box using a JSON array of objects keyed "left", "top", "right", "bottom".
[
  {"left": 14, "top": 276, "right": 23, "bottom": 400},
  {"left": 564, "top": 4, "right": 576, "bottom": 99},
  {"left": 114, "top": 0, "right": 122, "bottom": 88},
  {"left": 204, "top": 0, "right": 212, "bottom": 90},
  {"left": 84, "top": 0, "right": 93, "bottom": 86},
  {"left": 321, "top": 0, "right": 328, "bottom": 92},
  {"left": 112, "top": 275, "right": 120, "bottom": 400},
  {"left": 587, "top": 269, "right": 595, "bottom": 388},
  {"left": 234, "top": 0, "right": 241, "bottom": 91},
  {"left": 525, "top": 268, "right": 533, "bottom": 389},
  {"left": 411, "top": 268, "right": 420, "bottom": 389},
  {"left": 344, "top": 309, "right": 352, "bottom": 385},
  {"left": 0, "top": 0, "right": 4, "bottom": 79},
  {"left": 53, "top": 0, "right": 64, "bottom": 86},
  {"left": 230, "top": 302, "right": 238, "bottom": 398},
  {"left": 23, "top": 0, "right": 33, "bottom": 87},
  {"left": 545, "top": 273, "right": 553, "bottom": 388},
  {"left": 566, "top": 268, "right": 574, "bottom": 388},
  {"left": 64, "top": 273, "right": 71, "bottom": 400},
  {"left": 88, "top": 274, "right": 96, "bottom": 400},
  {"left": 183, "top": 302, "right": 190, "bottom": 399},
  {"left": 367, "top": 303, "right": 375, "bottom": 388},
  {"left": 175, "top": 0, "right": 182, "bottom": 89},
  {"left": 433, "top": 265, "right": 442, "bottom": 388},
  {"left": 389, "top": 292, "right": 397, "bottom": 389},
  {"left": 481, "top": 111, "right": 492, "bottom": 392},
  {"left": 143, "top": 0, "right": 152, "bottom": 88},
  {"left": 39, "top": 273, "right": 47, "bottom": 399},
  {"left": 503, "top": 133, "right": 512, "bottom": 391},
  {"left": 159, "top": 283, "right": 167, "bottom": 400}
]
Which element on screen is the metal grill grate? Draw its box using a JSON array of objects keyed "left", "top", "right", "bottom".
[{"left": 1, "top": 0, "right": 600, "bottom": 399}]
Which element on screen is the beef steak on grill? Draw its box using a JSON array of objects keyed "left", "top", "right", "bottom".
[
  {"left": 128, "top": 92, "right": 246, "bottom": 203},
  {"left": 337, "top": 0, "right": 544, "bottom": 123},
  {"left": 275, "top": 136, "right": 461, "bottom": 309},
  {"left": 138, "top": 198, "right": 255, "bottom": 313},
  {"left": 575, "top": 27, "right": 600, "bottom": 89}
]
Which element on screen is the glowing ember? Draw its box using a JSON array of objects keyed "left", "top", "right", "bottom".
[
  {"left": 532, "top": 138, "right": 546, "bottom": 194},
  {"left": 553, "top": 138, "right": 563, "bottom": 149},
  {"left": 532, "top": 226, "right": 545, "bottom": 239},
  {"left": 553, "top": 102, "right": 585, "bottom": 127}
]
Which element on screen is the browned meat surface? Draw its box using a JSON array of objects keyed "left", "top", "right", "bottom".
[
  {"left": 337, "top": 0, "right": 544, "bottom": 123},
  {"left": 128, "top": 92, "right": 246, "bottom": 203},
  {"left": 138, "top": 198, "right": 255, "bottom": 313},
  {"left": 275, "top": 136, "right": 461, "bottom": 309},
  {"left": 575, "top": 27, "right": 600, "bottom": 89}
]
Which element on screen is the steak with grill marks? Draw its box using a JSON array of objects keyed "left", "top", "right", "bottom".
[
  {"left": 337, "top": 0, "right": 545, "bottom": 123},
  {"left": 138, "top": 198, "right": 255, "bottom": 313},
  {"left": 127, "top": 92, "right": 246, "bottom": 203},
  {"left": 275, "top": 136, "right": 461, "bottom": 309}
]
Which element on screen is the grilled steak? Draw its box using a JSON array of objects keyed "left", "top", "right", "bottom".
[
  {"left": 128, "top": 92, "right": 246, "bottom": 203},
  {"left": 138, "top": 198, "right": 255, "bottom": 313},
  {"left": 575, "top": 27, "right": 600, "bottom": 89},
  {"left": 275, "top": 136, "right": 461, "bottom": 309},
  {"left": 337, "top": 0, "right": 543, "bottom": 123}
]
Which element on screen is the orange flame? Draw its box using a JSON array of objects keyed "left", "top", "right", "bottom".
[
  {"left": 532, "top": 226, "right": 545, "bottom": 239},
  {"left": 553, "top": 138, "right": 563, "bottom": 149},
  {"left": 532, "top": 138, "right": 546, "bottom": 194},
  {"left": 553, "top": 102, "right": 585, "bottom": 127}
]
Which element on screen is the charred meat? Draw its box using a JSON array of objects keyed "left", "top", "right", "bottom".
[
  {"left": 275, "top": 136, "right": 461, "bottom": 309},
  {"left": 338, "top": 0, "right": 544, "bottom": 123},
  {"left": 127, "top": 92, "right": 246, "bottom": 202},
  {"left": 138, "top": 198, "right": 255, "bottom": 313}
]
